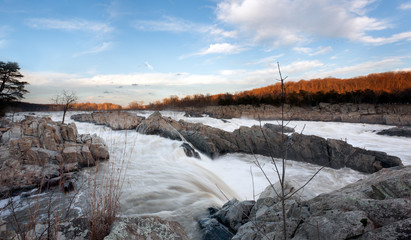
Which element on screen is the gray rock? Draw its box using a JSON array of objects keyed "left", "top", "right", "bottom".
[
  {"left": 71, "top": 111, "right": 145, "bottom": 130},
  {"left": 230, "top": 166, "right": 411, "bottom": 240},
  {"left": 212, "top": 199, "right": 256, "bottom": 232},
  {"left": 136, "top": 111, "right": 182, "bottom": 141},
  {"left": 198, "top": 217, "right": 234, "bottom": 240},
  {"left": 377, "top": 127, "right": 411, "bottom": 138},
  {"left": 105, "top": 216, "right": 189, "bottom": 240}
]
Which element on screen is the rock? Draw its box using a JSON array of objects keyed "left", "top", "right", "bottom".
[
  {"left": 71, "top": 111, "right": 145, "bottom": 130},
  {"left": 198, "top": 217, "right": 234, "bottom": 240},
  {"left": 228, "top": 166, "right": 411, "bottom": 240},
  {"left": 136, "top": 111, "right": 182, "bottom": 141},
  {"left": 293, "top": 210, "right": 374, "bottom": 239},
  {"left": 63, "top": 180, "right": 74, "bottom": 192},
  {"left": 89, "top": 134, "right": 109, "bottom": 160},
  {"left": 184, "top": 110, "right": 203, "bottom": 117},
  {"left": 183, "top": 103, "right": 411, "bottom": 126},
  {"left": 61, "top": 123, "right": 78, "bottom": 141},
  {"left": 104, "top": 216, "right": 189, "bottom": 240},
  {"left": 377, "top": 126, "right": 411, "bottom": 137},
  {"left": 0, "top": 116, "right": 109, "bottom": 198},
  {"left": 180, "top": 142, "right": 200, "bottom": 159},
  {"left": 356, "top": 218, "right": 411, "bottom": 240},
  {"left": 212, "top": 199, "right": 256, "bottom": 232},
  {"left": 263, "top": 123, "right": 294, "bottom": 133}
]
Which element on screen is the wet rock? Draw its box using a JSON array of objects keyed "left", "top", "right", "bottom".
[
  {"left": 105, "top": 216, "right": 189, "bottom": 240},
  {"left": 180, "top": 142, "right": 200, "bottom": 159},
  {"left": 198, "top": 217, "right": 234, "bottom": 240},
  {"left": 212, "top": 199, "right": 256, "bottom": 232},
  {"left": 377, "top": 126, "right": 411, "bottom": 137}
]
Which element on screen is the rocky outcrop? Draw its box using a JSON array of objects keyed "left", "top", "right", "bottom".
[
  {"left": 136, "top": 112, "right": 402, "bottom": 173},
  {"left": 0, "top": 116, "right": 109, "bottom": 198},
  {"left": 71, "top": 111, "right": 145, "bottom": 130},
  {"left": 377, "top": 126, "right": 411, "bottom": 137},
  {"left": 206, "top": 166, "right": 411, "bottom": 240},
  {"left": 104, "top": 216, "right": 189, "bottom": 240},
  {"left": 184, "top": 103, "right": 411, "bottom": 126}
]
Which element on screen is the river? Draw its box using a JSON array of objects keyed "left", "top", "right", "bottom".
[{"left": 2, "top": 111, "right": 410, "bottom": 239}]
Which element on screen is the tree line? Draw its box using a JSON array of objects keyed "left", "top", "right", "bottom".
[{"left": 143, "top": 71, "right": 411, "bottom": 109}]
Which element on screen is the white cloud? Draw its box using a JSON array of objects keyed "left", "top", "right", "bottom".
[
  {"left": 359, "top": 31, "right": 411, "bottom": 45},
  {"left": 73, "top": 42, "right": 112, "bottom": 57},
  {"left": 133, "top": 16, "right": 235, "bottom": 39},
  {"left": 216, "top": 0, "right": 408, "bottom": 46},
  {"left": 23, "top": 71, "right": 80, "bottom": 86},
  {"left": 27, "top": 18, "right": 113, "bottom": 33},
  {"left": 300, "top": 57, "right": 405, "bottom": 80},
  {"left": 399, "top": 2, "right": 411, "bottom": 10},
  {"left": 145, "top": 61, "right": 154, "bottom": 71},
  {"left": 245, "top": 54, "right": 284, "bottom": 66},
  {"left": 195, "top": 43, "right": 244, "bottom": 56},
  {"left": 220, "top": 69, "right": 246, "bottom": 76},
  {"left": 293, "top": 46, "right": 333, "bottom": 56},
  {"left": 280, "top": 60, "right": 324, "bottom": 75}
]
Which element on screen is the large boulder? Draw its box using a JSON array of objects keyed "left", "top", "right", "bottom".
[{"left": 136, "top": 111, "right": 182, "bottom": 140}]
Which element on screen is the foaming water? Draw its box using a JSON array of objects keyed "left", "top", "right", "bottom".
[{"left": 3, "top": 111, "right": 409, "bottom": 238}]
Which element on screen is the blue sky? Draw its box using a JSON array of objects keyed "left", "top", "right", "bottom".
[{"left": 1, "top": 0, "right": 410, "bottom": 106}]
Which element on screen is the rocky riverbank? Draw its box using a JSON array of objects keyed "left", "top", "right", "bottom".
[
  {"left": 0, "top": 115, "right": 109, "bottom": 198},
  {"left": 199, "top": 165, "right": 411, "bottom": 239},
  {"left": 184, "top": 103, "right": 411, "bottom": 126},
  {"left": 71, "top": 111, "right": 403, "bottom": 173}
]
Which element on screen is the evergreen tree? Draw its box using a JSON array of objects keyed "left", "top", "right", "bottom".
[{"left": 0, "top": 61, "right": 29, "bottom": 116}]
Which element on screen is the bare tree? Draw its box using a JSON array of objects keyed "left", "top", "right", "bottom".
[
  {"left": 51, "top": 90, "right": 78, "bottom": 124},
  {"left": 252, "top": 62, "right": 324, "bottom": 240}
]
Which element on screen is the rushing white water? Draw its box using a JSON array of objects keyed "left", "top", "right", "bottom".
[{"left": 2, "top": 110, "right": 410, "bottom": 238}]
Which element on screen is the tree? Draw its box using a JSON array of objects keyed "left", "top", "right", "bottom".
[
  {"left": 51, "top": 90, "right": 78, "bottom": 124},
  {"left": 0, "top": 61, "right": 29, "bottom": 116}
]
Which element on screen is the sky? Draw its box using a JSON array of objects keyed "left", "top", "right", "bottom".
[{"left": 1, "top": 0, "right": 411, "bottom": 106}]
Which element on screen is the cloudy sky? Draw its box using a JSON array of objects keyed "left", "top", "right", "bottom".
[{"left": 1, "top": 0, "right": 410, "bottom": 106}]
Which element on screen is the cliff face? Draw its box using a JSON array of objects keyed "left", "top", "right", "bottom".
[{"left": 184, "top": 103, "right": 411, "bottom": 126}]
